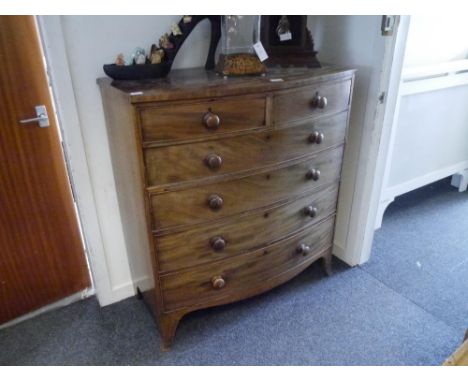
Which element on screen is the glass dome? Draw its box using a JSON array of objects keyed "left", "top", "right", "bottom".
[{"left": 216, "top": 15, "right": 266, "bottom": 76}]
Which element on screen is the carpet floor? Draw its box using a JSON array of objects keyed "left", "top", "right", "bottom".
[{"left": 0, "top": 178, "right": 466, "bottom": 365}]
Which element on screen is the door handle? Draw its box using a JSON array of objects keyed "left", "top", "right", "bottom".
[{"left": 19, "top": 105, "right": 50, "bottom": 128}]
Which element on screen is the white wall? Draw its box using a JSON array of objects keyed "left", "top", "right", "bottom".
[
  {"left": 55, "top": 16, "right": 212, "bottom": 305},
  {"left": 404, "top": 15, "right": 468, "bottom": 67}
]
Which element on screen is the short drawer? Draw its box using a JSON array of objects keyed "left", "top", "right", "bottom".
[
  {"left": 150, "top": 146, "right": 344, "bottom": 230},
  {"left": 139, "top": 96, "right": 266, "bottom": 143},
  {"left": 156, "top": 182, "right": 339, "bottom": 272},
  {"left": 144, "top": 111, "right": 348, "bottom": 186},
  {"left": 273, "top": 80, "right": 351, "bottom": 125},
  {"left": 160, "top": 216, "right": 335, "bottom": 311}
]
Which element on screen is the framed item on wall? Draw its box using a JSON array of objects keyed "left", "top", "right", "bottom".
[{"left": 260, "top": 15, "right": 321, "bottom": 68}]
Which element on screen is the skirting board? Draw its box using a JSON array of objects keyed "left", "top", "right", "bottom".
[
  {"left": 332, "top": 241, "right": 349, "bottom": 264},
  {"left": 108, "top": 275, "right": 153, "bottom": 306},
  {"left": 0, "top": 288, "right": 94, "bottom": 330}
]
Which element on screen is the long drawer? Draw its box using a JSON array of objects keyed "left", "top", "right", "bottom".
[
  {"left": 161, "top": 216, "right": 335, "bottom": 311},
  {"left": 156, "top": 183, "right": 339, "bottom": 272},
  {"left": 273, "top": 80, "right": 351, "bottom": 125},
  {"left": 144, "top": 112, "right": 348, "bottom": 186},
  {"left": 150, "top": 145, "right": 344, "bottom": 230},
  {"left": 139, "top": 95, "right": 266, "bottom": 144}
]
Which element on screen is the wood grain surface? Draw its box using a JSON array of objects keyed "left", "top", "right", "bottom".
[
  {"left": 97, "top": 66, "right": 355, "bottom": 103},
  {"left": 156, "top": 183, "right": 339, "bottom": 272},
  {"left": 150, "top": 146, "right": 344, "bottom": 230},
  {"left": 144, "top": 112, "right": 348, "bottom": 186},
  {"left": 273, "top": 79, "right": 352, "bottom": 124},
  {"left": 139, "top": 95, "right": 266, "bottom": 143},
  {"left": 161, "top": 216, "right": 335, "bottom": 311},
  {"left": 0, "top": 16, "right": 90, "bottom": 323}
]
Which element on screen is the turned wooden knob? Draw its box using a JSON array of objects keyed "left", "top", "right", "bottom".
[
  {"left": 205, "top": 153, "right": 223, "bottom": 170},
  {"left": 308, "top": 131, "right": 324, "bottom": 144},
  {"left": 207, "top": 194, "right": 223, "bottom": 210},
  {"left": 305, "top": 168, "right": 321, "bottom": 181},
  {"left": 210, "top": 236, "right": 226, "bottom": 251},
  {"left": 211, "top": 275, "right": 226, "bottom": 289},
  {"left": 203, "top": 110, "right": 221, "bottom": 130},
  {"left": 311, "top": 94, "right": 328, "bottom": 109},
  {"left": 304, "top": 205, "right": 318, "bottom": 218},
  {"left": 296, "top": 243, "right": 311, "bottom": 256}
]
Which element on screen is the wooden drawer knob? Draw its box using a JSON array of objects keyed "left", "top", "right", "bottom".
[
  {"left": 308, "top": 131, "right": 324, "bottom": 144},
  {"left": 305, "top": 168, "right": 321, "bottom": 181},
  {"left": 211, "top": 275, "right": 226, "bottom": 289},
  {"left": 311, "top": 93, "right": 328, "bottom": 109},
  {"left": 203, "top": 110, "right": 221, "bottom": 130},
  {"left": 210, "top": 236, "right": 226, "bottom": 251},
  {"left": 296, "top": 243, "right": 311, "bottom": 256},
  {"left": 304, "top": 205, "right": 318, "bottom": 218},
  {"left": 207, "top": 194, "right": 223, "bottom": 210},
  {"left": 205, "top": 153, "right": 223, "bottom": 170}
]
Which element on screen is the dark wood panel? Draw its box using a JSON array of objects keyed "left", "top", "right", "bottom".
[
  {"left": 156, "top": 183, "right": 339, "bottom": 272},
  {"left": 161, "top": 216, "right": 335, "bottom": 311},
  {"left": 144, "top": 112, "right": 347, "bottom": 186},
  {"left": 139, "top": 95, "right": 266, "bottom": 143},
  {"left": 150, "top": 146, "right": 344, "bottom": 230},
  {"left": 0, "top": 16, "right": 90, "bottom": 323},
  {"left": 274, "top": 79, "right": 352, "bottom": 124}
]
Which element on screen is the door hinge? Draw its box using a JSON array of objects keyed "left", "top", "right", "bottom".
[
  {"left": 378, "top": 92, "right": 385, "bottom": 104},
  {"left": 381, "top": 16, "right": 396, "bottom": 36}
]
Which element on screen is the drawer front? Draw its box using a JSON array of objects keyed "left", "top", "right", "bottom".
[
  {"left": 139, "top": 96, "right": 266, "bottom": 143},
  {"left": 156, "top": 183, "right": 339, "bottom": 272},
  {"left": 274, "top": 80, "right": 351, "bottom": 125},
  {"left": 144, "top": 112, "right": 348, "bottom": 186},
  {"left": 161, "top": 216, "right": 335, "bottom": 311},
  {"left": 150, "top": 146, "right": 344, "bottom": 230}
]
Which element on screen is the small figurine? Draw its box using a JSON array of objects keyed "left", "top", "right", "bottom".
[
  {"left": 115, "top": 53, "right": 125, "bottom": 66},
  {"left": 149, "top": 44, "right": 165, "bottom": 64},
  {"left": 183, "top": 15, "right": 192, "bottom": 24},
  {"left": 132, "top": 47, "right": 146, "bottom": 65},
  {"left": 171, "top": 23, "right": 183, "bottom": 37},
  {"left": 159, "top": 33, "right": 174, "bottom": 49}
]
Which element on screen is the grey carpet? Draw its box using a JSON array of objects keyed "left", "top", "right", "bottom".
[
  {"left": 0, "top": 178, "right": 466, "bottom": 365},
  {"left": 362, "top": 177, "right": 468, "bottom": 335}
]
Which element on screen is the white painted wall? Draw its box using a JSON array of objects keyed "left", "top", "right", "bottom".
[
  {"left": 404, "top": 15, "right": 468, "bottom": 67},
  {"left": 53, "top": 16, "right": 213, "bottom": 305}
]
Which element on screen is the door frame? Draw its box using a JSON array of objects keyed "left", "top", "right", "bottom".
[
  {"left": 37, "top": 16, "right": 119, "bottom": 306},
  {"left": 337, "top": 16, "right": 411, "bottom": 265}
]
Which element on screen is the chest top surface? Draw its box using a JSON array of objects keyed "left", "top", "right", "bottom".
[{"left": 97, "top": 66, "right": 355, "bottom": 104}]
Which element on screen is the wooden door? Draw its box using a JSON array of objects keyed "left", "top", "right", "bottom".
[{"left": 0, "top": 16, "right": 91, "bottom": 324}]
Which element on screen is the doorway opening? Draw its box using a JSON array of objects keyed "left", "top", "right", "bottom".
[{"left": 366, "top": 14, "right": 468, "bottom": 343}]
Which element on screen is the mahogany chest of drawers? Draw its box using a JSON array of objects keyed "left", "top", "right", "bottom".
[{"left": 98, "top": 66, "right": 355, "bottom": 350}]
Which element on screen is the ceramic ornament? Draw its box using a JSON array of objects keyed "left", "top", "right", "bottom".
[
  {"left": 171, "top": 23, "right": 183, "bottom": 36},
  {"left": 159, "top": 33, "right": 174, "bottom": 49},
  {"left": 115, "top": 53, "right": 125, "bottom": 66},
  {"left": 132, "top": 47, "right": 146, "bottom": 65}
]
